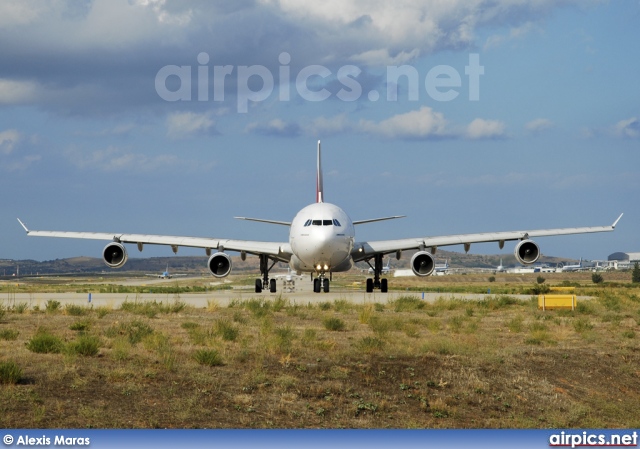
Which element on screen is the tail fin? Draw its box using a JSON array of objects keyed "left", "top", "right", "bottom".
[{"left": 316, "top": 140, "right": 324, "bottom": 203}]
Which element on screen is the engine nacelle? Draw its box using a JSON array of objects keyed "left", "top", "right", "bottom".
[
  {"left": 411, "top": 251, "right": 435, "bottom": 277},
  {"left": 103, "top": 242, "right": 128, "bottom": 268},
  {"left": 208, "top": 252, "right": 232, "bottom": 278},
  {"left": 514, "top": 239, "right": 540, "bottom": 265}
]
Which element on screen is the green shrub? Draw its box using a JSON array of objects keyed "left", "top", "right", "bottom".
[
  {"left": 632, "top": 262, "right": 640, "bottom": 283},
  {"left": 45, "top": 300, "right": 61, "bottom": 313},
  {"left": 591, "top": 273, "right": 604, "bottom": 284},
  {"left": 391, "top": 295, "right": 425, "bottom": 312},
  {"left": 573, "top": 317, "right": 594, "bottom": 333},
  {"left": 65, "top": 304, "right": 87, "bottom": 316},
  {"left": 14, "top": 302, "right": 28, "bottom": 314},
  {"left": 69, "top": 319, "right": 91, "bottom": 331},
  {"left": 95, "top": 307, "right": 110, "bottom": 318},
  {"left": 214, "top": 319, "right": 239, "bottom": 341},
  {"left": 67, "top": 335, "right": 100, "bottom": 356},
  {"left": 507, "top": 316, "right": 524, "bottom": 333},
  {"left": 27, "top": 329, "right": 64, "bottom": 353},
  {"left": 323, "top": 317, "right": 345, "bottom": 331},
  {"left": 355, "top": 336, "right": 385, "bottom": 352},
  {"left": 0, "top": 361, "right": 22, "bottom": 384},
  {"left": 105, "top": 320, "right": 153, "bottom": 344},
  {"left": 0, "top": 329, "right": 19, "bottom": 340},
  {"left": 193, "top": 349, "right": 224, "bottom": 366}
]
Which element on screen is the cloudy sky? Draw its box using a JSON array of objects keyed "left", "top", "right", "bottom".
[{"left": 1, "top": 0, "right": 638, "bottom": 262}]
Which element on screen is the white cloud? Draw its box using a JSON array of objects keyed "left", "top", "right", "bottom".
[
  {"left": 483, "top": 22, "right": 538, "bottom": 51},
  {"left": 613, "top": 117, "right": 640, "bottom": 139},
  {"left": 0, "top": 129, "right": 21, "bottom": 154},
  {"left": 358, "top": 106, "right": 449, "bottom": 139},
  {"left": 305, "top": 114, "right": 352, "bottom": 136},
  {"left": 246, "top": 108, "right": 509, "bottom": 142},
  {"left": 350, "top": 48, "right": 421, "bottom": 66},
  {"left": 66, "top": 146, "right": 213, "bottom": 173},
  {"left": 166, "top": 111, "right": 216, "bottom": 139},
  {"left": 0, "top": 79, "right": 39, "bottom": 105},
  {"left": 467, "top": 118, "right": 507, "bottom": 139},
  {"left": 245, "top": 118, "right": 301, "bottom": 137},
  {"left": 525, "top": 118, "right": 555, "bottom": 133}
]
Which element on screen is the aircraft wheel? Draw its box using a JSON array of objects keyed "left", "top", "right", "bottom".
[
  {"left": 269, "top": 279, "right": 277, "bottom": 293},
  {"left": 380, "top": 278, "right": 388, "bottom": 293},
  {"left": 323, "top": 278, "right": 330, "bottom": 293},
  {"left": 313, "top": 278, "right": 321, "bottom": 293},
  {"left": 366, "top": 278, "right": 374, "bottom": 293},
  {"left": 255, "top": 279, "right": 262, "bottom": 293}
]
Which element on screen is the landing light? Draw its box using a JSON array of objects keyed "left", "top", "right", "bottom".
[
  {"left": 323, "top": 264, "right": 329, "bottom": 270},
  {"left": 316, "top": 264, "right": 322, "bottom": 270}
]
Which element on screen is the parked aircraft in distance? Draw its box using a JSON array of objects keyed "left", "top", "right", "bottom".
[
  {"left": 560, "top": 258, "right": 583, "bottom": 272},
  {"left": 368, "top": 258, "right": 392, "bottom": 275},
  {"left": 434, "top": 259, "right": 449, "bottom": 274},
  {"left": 146, "top": 264, "right": 186, "bottom": 279},
  {"left": 18, "top": 141, "right": 623, "bottom": 294},
  {"left": 495, "top": 258, "right": 506, "bottom": 273}
]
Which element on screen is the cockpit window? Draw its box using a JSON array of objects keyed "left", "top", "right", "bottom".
[
  {"left": 304, "top": 219, "right": 312, "bottom": 227},
  {"left": 322, "top": 220, "right": 333, "bottom": 226},
  {"left": 312, "top": 220, "right": 322, "bottom": 226},
  {"left": 333, "top": 219, "right": 341, "bottom": 227}
]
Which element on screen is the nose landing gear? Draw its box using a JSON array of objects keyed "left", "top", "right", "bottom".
[{"left": 312, "top": 272, "right": 330, "bottom": 293}]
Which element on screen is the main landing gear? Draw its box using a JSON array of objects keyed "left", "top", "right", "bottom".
[
  {"left": 254, "top": 254, "right": 277, "bottom": 293},
  {"left": 365, "top": 254, "right": 388, "bottom": 293}
]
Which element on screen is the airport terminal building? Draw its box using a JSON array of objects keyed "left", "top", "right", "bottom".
[{"left": 608, "top": 252, "right": 640, "bottom": 269}]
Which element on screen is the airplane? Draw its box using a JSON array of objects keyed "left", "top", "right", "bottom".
[
  {"left": 560, "top": 257, "right": 583, "bottom": 272},
  {"left": 17, "top": 141, "right": 623, "bottom": 294},
  {"left": 434, "top": 259, "right": 449, "bottom": 274},
  {"left": 368, "top": 258, "right": 392, "bottom": 275},
  {"left": 495, "top": 258, "right": 506, "bottom": 273},
  {"left": 145, "top": 264, "right": 186, "bottom": 279}
]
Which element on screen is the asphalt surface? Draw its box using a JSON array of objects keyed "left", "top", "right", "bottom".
[{"left": 1, "top": 277, "right": 538, "bottom": 308}]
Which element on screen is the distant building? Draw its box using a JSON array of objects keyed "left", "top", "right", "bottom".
[{"left": 608, "top": 252, "right": 640, "bottom": 269}]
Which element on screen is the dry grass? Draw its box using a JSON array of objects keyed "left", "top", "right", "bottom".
[{"left": 0, "top": 282, "right": 639, "bottom": 428}]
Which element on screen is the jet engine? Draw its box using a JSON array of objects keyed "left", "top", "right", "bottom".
[
  {"left": 208, "top": 252, "right": 232, "bottom": 277},
  {"left": 103, "top": 242, "right": 128, "bottom": 268},
  {"left": 411, "top": 251, "right": 435, "bottom": 277},
  {"left": 514, "top": 239, "right": 540, "bottom": 265}
]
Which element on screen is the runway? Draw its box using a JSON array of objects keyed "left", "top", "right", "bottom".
[{"left": 1, "top": 277, "right": 539, "bottom": 309}]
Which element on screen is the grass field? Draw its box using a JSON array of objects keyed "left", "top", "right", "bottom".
[{"left": 1, "top": 273, "right": 639, "bottom": 428}]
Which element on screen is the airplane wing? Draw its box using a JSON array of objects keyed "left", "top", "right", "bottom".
[
  {"left": 352, "top": 214, "right": 623, "bottom": 262},
  {"left": 17, "top": 219, "right": 291, "bottom": 261}
]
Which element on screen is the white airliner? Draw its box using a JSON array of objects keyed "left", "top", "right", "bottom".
[
  {"left": 145, "top": 264, "right": 187, "bottom": 279},
  {"left": 368, "top": 258, "right": 392, "bottom": 275},
  {"left": 560, "top": 257, "right": 583, "bottom": 272},
  {"left": 18, "top": 141, "right": 622, "bottom": 294}
]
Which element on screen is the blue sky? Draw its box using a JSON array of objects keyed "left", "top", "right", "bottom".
[{"left": 0, "top": 0, "right": 638, "bottom": 262}]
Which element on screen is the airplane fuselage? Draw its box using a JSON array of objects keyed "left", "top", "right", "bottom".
[{"left": 289, "top": 202, "right": 355, "bottom": 274}]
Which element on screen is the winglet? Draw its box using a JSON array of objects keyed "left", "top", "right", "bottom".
[
  {"left": 612, "top": 213, "right": 623, "bottom": 229},
  {"left": 17, "top": 218, "right": 29, "bottom": 233},
  {"left": 316, "top": 140, "right": 323, "bottom": 203}
]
